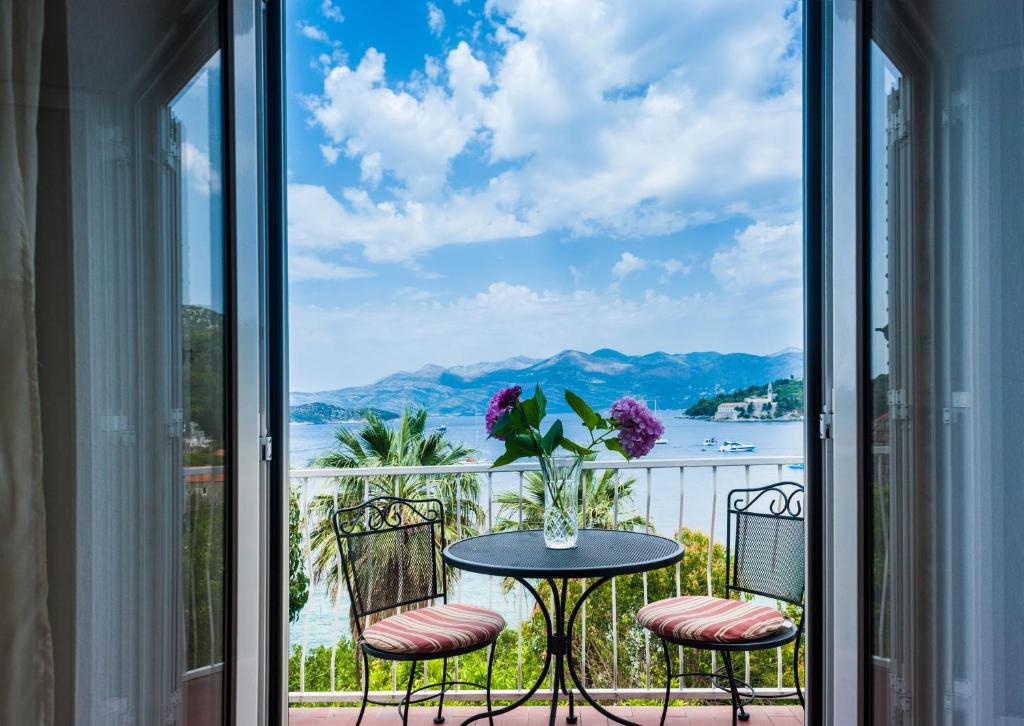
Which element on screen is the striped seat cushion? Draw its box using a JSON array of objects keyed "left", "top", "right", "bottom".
[
  {"left": 362, "top": 604, "right": 506, "bottom": 655},
  {"left": 637, "top": 596, "right": 793, "bottom": 644}
]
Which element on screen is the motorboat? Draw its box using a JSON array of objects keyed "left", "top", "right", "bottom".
[
  {"left": 434, "top": 424, "right": 447, "bottom": 434},
  {"left": 703, "top": 437, "right": 717, "bottom": 446},
  {"left": 718, "top": 440, "right": 756, "bottom": 453}
]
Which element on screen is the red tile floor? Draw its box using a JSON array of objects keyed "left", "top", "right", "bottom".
[{"left": 288, "top": 705, "right": 804, "bottom": 726}]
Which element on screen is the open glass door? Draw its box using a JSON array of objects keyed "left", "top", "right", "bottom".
[{"left": 37, "top": 0, "right": 269, "bottom": 722}]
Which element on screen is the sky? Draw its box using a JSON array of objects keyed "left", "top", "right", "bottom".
[{"left": 286, "top": 0, "right": 804, "bottom": 392}]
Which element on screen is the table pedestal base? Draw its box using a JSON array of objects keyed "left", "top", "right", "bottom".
[{"left": 460, "top": 576, "right": 635, "bottom": 726}]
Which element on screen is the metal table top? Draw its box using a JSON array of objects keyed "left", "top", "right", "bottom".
[{"left": 443, "top": 529, "right": 683, "bottom": 579}]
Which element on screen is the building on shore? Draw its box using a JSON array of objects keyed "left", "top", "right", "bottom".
[{"left": 714, "top": 382, "right": 777, "bottom": 421}]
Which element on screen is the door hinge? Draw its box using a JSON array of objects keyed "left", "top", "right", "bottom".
[
  {"left": 888, "top": 388, "right": 910, "bottom": 420},
  {"left": 819, "top": 410, "right": 833, "bottom": 440},
  {"left": 259, "top": 436, "right": 273, "bottom": 461}
]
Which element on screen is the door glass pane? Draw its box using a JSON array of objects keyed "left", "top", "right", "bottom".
[
  {"left": 868, "top": 0, "right": 1024, "bottom": 723},
  {"left": 50, "top": 1, "right": 228, "bottom": 722},
  {"left": 171, "top": 52, "right": 227, "bottom": 724},
  {"left": 867, "top": 39, "right": 903, "bottom": 726}
]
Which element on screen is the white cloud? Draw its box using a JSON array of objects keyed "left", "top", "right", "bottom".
[
  {"left": 657, "top": 258, "right": 690, "bottom": 283},
  {"left": 288, "top": 183, "right": 539, "bottom": 263},
  {"left": 427, "top": 2, "right": 446, "bottom": 36},
  {"left": 181, "top": 141, "right": 221, "bottom": 195},
  {"left": 289, "top": 253, "right": 376, "bottom": 282},
  {"left": 308, "top": 45, "right": 487, "bottom": 196},
  {"left": 296, "top": 0, "right": 802, "bottom": 263},
  {"left": 320, "top": 143, "right": 342, "bottom": 164},
  {"left": 297, "top": 21, "right": 330, "bottom": 43},
  {"left": 710, "top": 220, "right": 802, "bottom": 291},
  {"left": 612, "top": 252, "right": 647, "bottom": 278},
  {"left": 359, "top": 151, "right": 383, "bottom": 186},
  {"left": 320, "top": 0, "right": 344, "bottom": 22},
  {"left": 290, "top": 278, "right": 802, "bottom": 390}
]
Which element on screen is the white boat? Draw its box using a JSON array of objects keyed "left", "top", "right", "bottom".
[
  {"left": 434, "top": 424, "right": 447, "bottom": 434},
  {"left": 703, "top": 437, "right": 717, "bottom": 446},
  {"left": 655, "top": 437, "right": 668, "bottom": 445},
  {"left": 718, "top": 440, "right": 756, "bottom": 453}
]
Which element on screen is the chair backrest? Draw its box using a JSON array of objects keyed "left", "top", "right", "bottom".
[
  {"left": 725, "top": 481, "right": 804, "bottom": 606},
  {"left": 331, "top": 496, "right": 446, "bottom": 634}
]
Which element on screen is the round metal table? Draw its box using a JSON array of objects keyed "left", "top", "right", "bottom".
[{"left": 443, "top": 529, "right": 683, "bottom": 726}]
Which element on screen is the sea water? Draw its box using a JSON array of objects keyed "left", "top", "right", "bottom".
[{"left": 289, "top": 412, "right": 804, "bottom": 649}]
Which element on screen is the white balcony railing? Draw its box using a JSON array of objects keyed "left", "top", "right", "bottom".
[{"left": 289, "top": 455, "right": 804, "bottom": 705}]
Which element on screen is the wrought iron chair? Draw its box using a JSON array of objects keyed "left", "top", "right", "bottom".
[
  {"left": 637, "top": 481, "right": 804, "bottom": 726},
  {"left": 332, "top": 496, "right": 504, "bottom": 726}
]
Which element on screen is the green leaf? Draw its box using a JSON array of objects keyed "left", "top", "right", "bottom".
[
  {"left": 604, "top": 437, "right": 630, "bottom": 460},
  {"left": 511, "top": 433, "right": 541, "bottom": 457},
  {"left": 520, "top": 396, "right": 541, "bottom": 429},
  {"left": 534, "top": 384, "right": 547, "bottom": 423},
  {"left": 565, "top": 389, "right": 601, "bottom": 429},
  {"left": 489, "top": 410, "right": 516, "bottom": 439},
  {"left": 559, "top": 437, "right": 592, "bottom": 456},
  {"left": 510, "top": 404, "right": 532, "bottom": 430},
  {"left": 541, "top": 419, "right": 563, "bottom": 454}
]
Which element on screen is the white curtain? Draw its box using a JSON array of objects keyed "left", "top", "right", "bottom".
[{"left": 0, "top": 0, "right": 54, "bottom": 723}]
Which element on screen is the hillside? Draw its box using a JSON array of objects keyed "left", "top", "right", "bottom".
[
  {"left": 684, "top": 378, "right": 804, "bottom": 418},
  {"left": 290, "top": 348, "right": 803, "bottom": 416},
  {"left": 289, "top": 402, "right": 399, "bottom": 425}
]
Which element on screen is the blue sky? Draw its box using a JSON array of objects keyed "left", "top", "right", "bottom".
[{"left": 286, "top": 0, "right": 803, "bottom": 391}]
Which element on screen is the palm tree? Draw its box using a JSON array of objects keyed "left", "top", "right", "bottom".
[
  {"left": 493, "top": 463, "right": 650, "bottom": 533},
  {"left": 305, "top": 408, "right": 484, "bottom": 638}
]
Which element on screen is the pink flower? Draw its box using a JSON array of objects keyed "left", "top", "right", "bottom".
[
  {"left": 610, "top": 397, "right": 664, "bottom": 458},
  {"left": 485, "top": 386, "right": 522, "bottom": 440}
]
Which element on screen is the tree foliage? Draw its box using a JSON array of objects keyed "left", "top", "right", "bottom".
[{"left": 290, "top": 488, "right": 310, "bottom": 623}]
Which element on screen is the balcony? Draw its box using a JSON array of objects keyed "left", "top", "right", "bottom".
[{"left": 287, "top": 456, "right": 805, "bottom": 723}]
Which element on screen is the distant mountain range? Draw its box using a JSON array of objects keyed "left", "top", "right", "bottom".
[{"left": 290, "top": 348, "right": 803, "bottom": 418}]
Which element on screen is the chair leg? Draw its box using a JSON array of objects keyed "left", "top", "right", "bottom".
[
  {"left": 794, "top": 636, "right": 805, "bottom": 708},
  {"left": 402, "top": 661, "right": 419, "bottom": 726},
  {"left": 485, "top": 642, "right": 497, "bottom": 726},
  {"left": 722, "top": 652, "right": 749, "bottom": 725},
  {"left": 356, "top": 649, "right": 370, "bottom": 726},
  {"left": 434, "top": 657, "right": 448, "bottom": 724},
  {"left": 658, "top": 638, "right": 672, "bottom": 726}
]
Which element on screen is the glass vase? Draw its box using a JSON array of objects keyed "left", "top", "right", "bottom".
[{"left": 539, "top": 455, "right": 583, "bottom": 549}]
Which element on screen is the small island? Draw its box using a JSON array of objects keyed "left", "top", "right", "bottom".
[
  {"left": 289, "top": 402, "right": 399, "bottom": 425},
  {"left": 684, "top": 378, "right": 804, "bottom": 421}
]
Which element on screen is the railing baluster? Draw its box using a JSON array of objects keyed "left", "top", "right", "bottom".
[
  {"left": 392, "top": 475, "right": 398, "bottom": 694},
  {"left": 332, "top": 490, "right": 340, "bottom": 693},
  {"left": 581, "top": 576, "right": 587, "bottom": 687},
  {"left": 708, "top": 466, "right": 717, "bottom": 676},
  {"left": 744, "top": 467, "right": 751, "bottom": 686},
  {"left": 300, "top": 477, "right": 311, "bottom": 694},
  {"left": 517, "top": 470, "right": 524, "bottom": 692},
  {"left": 206, "top": 485, "right": 216, "bottom": 666},
  {"left": 612, "top": 471, "right": 619, "bottom": 691},
  {"left": 643, "top": 467, "right": 652, "bottom": 689},
  {"left": 676, "top": 467, "right": 685, "bottom": 685},
  {"left": 455, "top": 472, "right": 462, "bottom": 691},
  {"left": 487, "top": 472, "right": 493, "bottom": 611}
]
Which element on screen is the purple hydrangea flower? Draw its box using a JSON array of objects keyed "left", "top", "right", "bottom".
[
  {"left": 485, "top": 385, "right": 522, "bottom": 439},
  {"left": 609, "top": 397, "right": 664, "bottom": 458}
]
